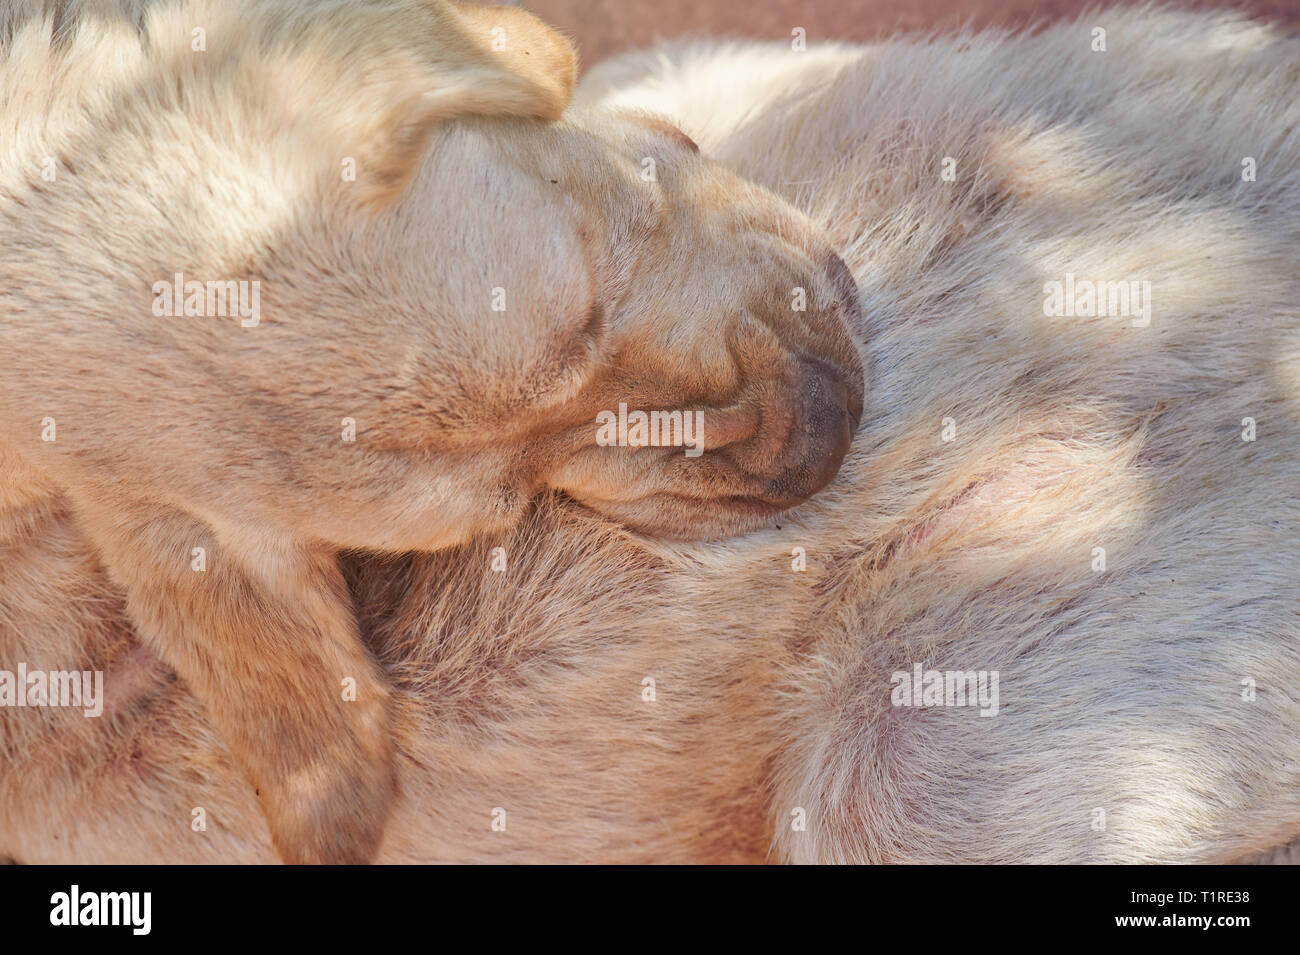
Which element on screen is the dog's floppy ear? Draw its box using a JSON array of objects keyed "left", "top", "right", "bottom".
[
  {"left": 321, "top": 0, "right": 577, "bottom": 207},
  {"left": 440, "top": 1, "right": 577, "bottom": 121}
]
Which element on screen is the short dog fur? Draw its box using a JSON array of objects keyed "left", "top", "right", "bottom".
[
  {"left": 1, "top": 4, "right": 1297, "bottom": 863},
  {"left": 0, "top": 0, "right": 862, "bottom": 863}
]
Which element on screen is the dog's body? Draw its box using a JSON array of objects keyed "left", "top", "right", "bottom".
[
  {"left": 0, "top": 0, "right": 861, "bottom": 862},
  {"left": 2, "top": 5, "right": 1298, "bottom": 862}
]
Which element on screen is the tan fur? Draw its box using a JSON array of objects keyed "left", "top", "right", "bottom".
[
  {"left": 3, "top": 4, "right": 1299, "bottom": 863},
  {"left": 0, "top": 0, "right": 862, "bottom": 863}
]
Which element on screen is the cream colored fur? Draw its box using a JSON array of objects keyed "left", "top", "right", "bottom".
[
  {"left": 0, "top": 0, "right": 862, "bottom": 863},
  {"left": 2, "top": 4, "right": 1298, "bottom": 863}
]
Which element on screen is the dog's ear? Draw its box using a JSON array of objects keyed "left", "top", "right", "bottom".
[
  {"left": 319, "top": 0, "right": 577, "bottom": 207},
  {"left": 440, "top": 1, "right": 577, "bottom": 121}
]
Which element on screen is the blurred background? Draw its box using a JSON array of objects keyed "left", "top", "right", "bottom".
[{"left": 525, "top": 0, "right": 1300, "bottom": 67}]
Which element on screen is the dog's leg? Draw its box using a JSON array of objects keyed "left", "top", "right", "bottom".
[{"left": 70, "top": 495, "right": 394, "bottom": 865}]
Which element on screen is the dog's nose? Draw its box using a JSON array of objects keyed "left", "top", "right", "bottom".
[
  {"left": 702, "top": 250, "right": 865, "bottom": 511},
  {"left": 756, "top": 249, "right": 864, "bottom": 507},
  {"left": 761, "top": 354, "right": 862, "bottom": 506},
  {"left": 700, "top": 348, "right": 861, "bottom": 509}
]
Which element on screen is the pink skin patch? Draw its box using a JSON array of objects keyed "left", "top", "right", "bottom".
[
  {"left": 895, "top": 458, "right": 1071, "bottom": 561},
  {"left": 101, "top": 642, "right": 172, "bottom": 715}
]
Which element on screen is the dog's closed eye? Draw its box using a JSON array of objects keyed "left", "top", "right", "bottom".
[{"left": 617, "top": 109, "right": 701, "bottom": 153}]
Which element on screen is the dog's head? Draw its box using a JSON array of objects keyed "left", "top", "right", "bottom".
[
  {"left": 10, "top": 0, "right": 862, "bottom": 545},
  {"left": 474, "top": 106, "right": 866, "bottom": 539},
  {"left": 302, "top": 1, "right": 866, "bottom": 541}
]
